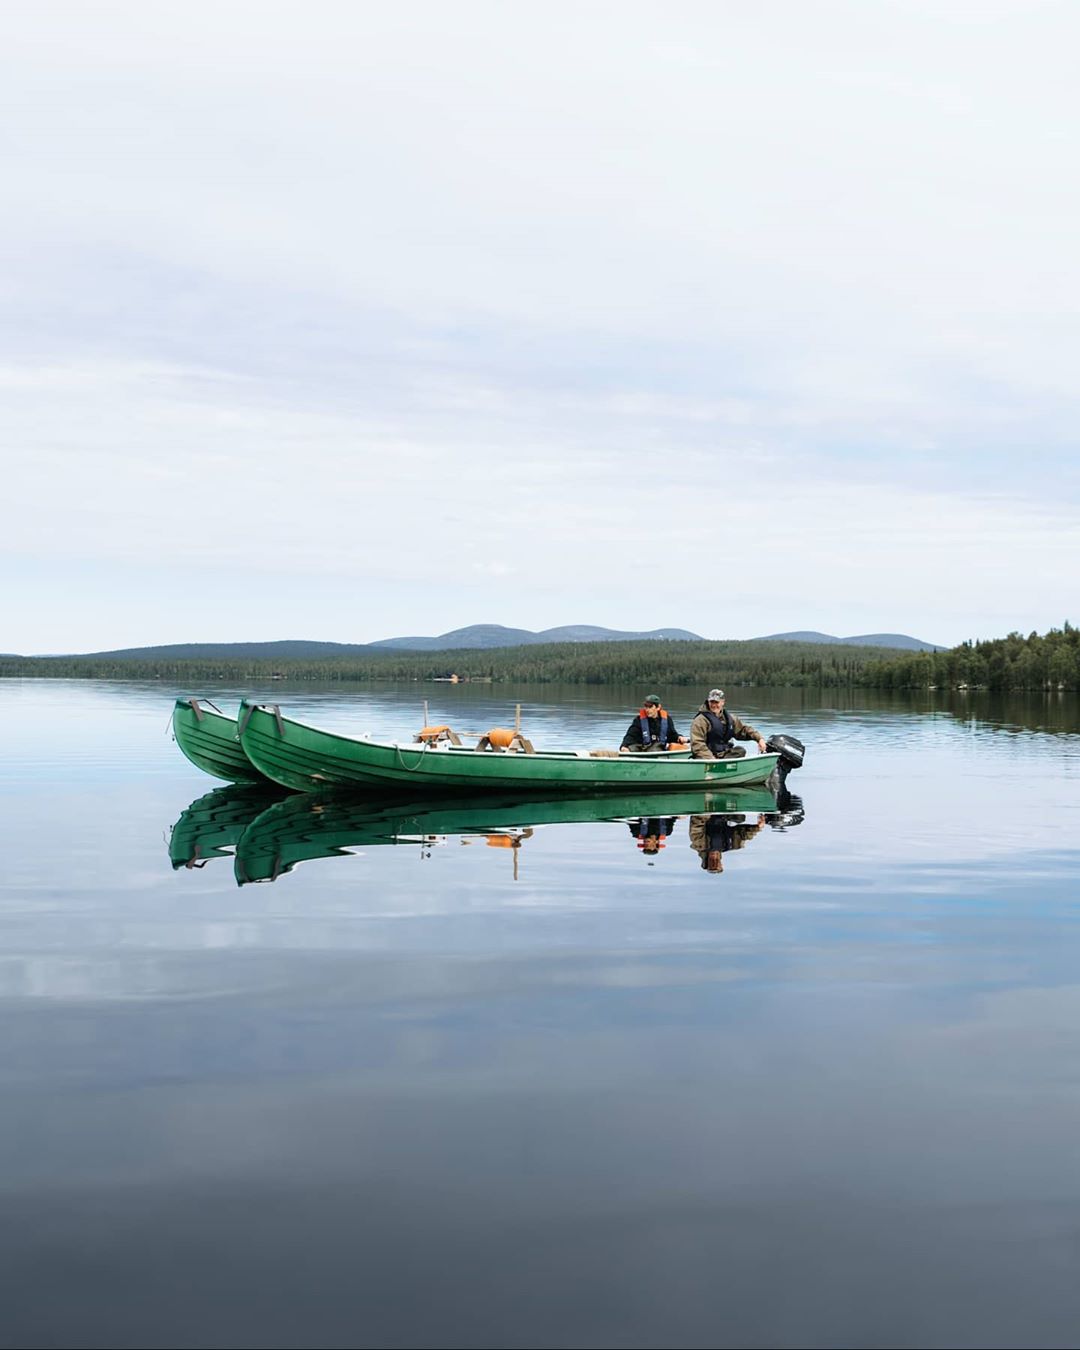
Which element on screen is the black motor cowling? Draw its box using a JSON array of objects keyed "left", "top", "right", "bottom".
[{"left": 766, "top": 733, "right": 805, "bottom": 773}]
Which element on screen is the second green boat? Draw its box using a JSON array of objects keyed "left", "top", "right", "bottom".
[{"left": 237, "top": 701, "right": 782, "bottom": 795}]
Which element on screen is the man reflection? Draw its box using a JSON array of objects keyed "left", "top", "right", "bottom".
[
  {"left": 627, "top": 816, "right": 678, "bottom": 859},
  {"left": 689, "top": 812, "right": 765, "bottom": 873}
]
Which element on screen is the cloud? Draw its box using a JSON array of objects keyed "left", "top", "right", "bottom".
[{"left": 1, "top": 2, "right": 1078, "bottom": 647}]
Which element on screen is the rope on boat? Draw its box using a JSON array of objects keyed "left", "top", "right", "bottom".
[{"left": 394, "top": 744, "right": 428, "bottom": 772}]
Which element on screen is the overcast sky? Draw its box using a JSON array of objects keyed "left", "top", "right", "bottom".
[{"left": 3, "top": 1, "right": 1078, "bottom": 653}]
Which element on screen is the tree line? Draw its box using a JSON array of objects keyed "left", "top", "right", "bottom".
[
  {"left": 860, "top": 624, "right": 1080, "bottom": 691},
  {"left": 4, "top": 628, "right": 1074, "bottom": 690},
  {"left": 0, "top": 638, "right": 892, "bottom": 687}
]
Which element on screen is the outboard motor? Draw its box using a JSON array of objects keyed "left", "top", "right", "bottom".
[
  {"left": 765, "top": 733, "right": 805, "bottom": 790},
  {"left": 766, "top": 734, "right": 805, "bottom": 772}
]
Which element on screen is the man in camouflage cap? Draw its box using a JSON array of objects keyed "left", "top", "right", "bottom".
[{"left": 689, "top": 689, "right": 767, "bottom": 760}]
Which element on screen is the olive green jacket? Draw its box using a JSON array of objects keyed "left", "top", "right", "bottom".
[{"left": 689, "top": 704, "right": 763, "bottom": 760}]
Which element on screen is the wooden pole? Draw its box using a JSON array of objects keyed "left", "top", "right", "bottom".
[{"left": 423, "top": 700, "right": 429, "bottom": 727}]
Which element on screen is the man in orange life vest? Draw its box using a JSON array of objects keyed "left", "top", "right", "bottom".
[{"left": 619, "top": 695, "right": 688, "bottom": 753}]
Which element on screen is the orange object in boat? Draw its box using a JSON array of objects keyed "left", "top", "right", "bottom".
[{"left": 417, "top": 725, "right": 452, "bottom": 743}]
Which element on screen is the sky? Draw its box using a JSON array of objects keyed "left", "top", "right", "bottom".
[{"left": 2, "top": 0, "right": 1078, "bottom": 654}]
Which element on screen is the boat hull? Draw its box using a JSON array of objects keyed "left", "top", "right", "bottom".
[
  {"left": 237, "top": 701, "right": 781, "bottom": 794},
  {"left": 172, "top": 699, "right": 267, "bottom": 783}
]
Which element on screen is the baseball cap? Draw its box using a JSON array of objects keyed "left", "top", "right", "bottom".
[{"left": 707, "top": 688, "right": 725, "bottom": 701}]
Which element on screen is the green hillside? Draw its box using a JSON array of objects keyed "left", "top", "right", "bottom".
[
  {"left": 0, "top": 637, "right": 896, "bottom": 687},
  {"left": 861, "top": 625, "right": 1080, "bottom": 691}
]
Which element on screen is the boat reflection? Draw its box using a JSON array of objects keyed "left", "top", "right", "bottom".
[
  {"left": 218, "top": 784, "right": 805, "bottom": 885},
  {"left": 168, "top": 784, "right": 289, "bottom": 870}
]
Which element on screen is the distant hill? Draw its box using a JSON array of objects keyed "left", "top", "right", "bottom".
[
  {"left": 24, "top": 627, "right": 701, "bottom": 661},
  {"left": 13, "top": 626, "right": 936, "bottom": 662},
  {"left": 2, "top": 631, "right": 944, "bottom": 689},
  {"left": 72, "top": 640, "right": 374, "bottom": 660},
  {"left": 758, "top": 631, "right": 942, "bottom": 651},
  {"left": 370, "top": 624, "right": 703, "bottom": 651}
]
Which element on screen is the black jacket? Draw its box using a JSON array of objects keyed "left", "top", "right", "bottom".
[{"left": 620, "top": 710, "right": 683, "bottom": 750}]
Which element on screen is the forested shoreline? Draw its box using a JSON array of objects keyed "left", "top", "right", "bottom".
[
  {"left": 2, "top": 627, "right": 1075, "bottom": 690},
  {"left": 0, "top": 638, "right": 892, "bottom": 687},
  {"left": 860, "top": 625, "right": 1080, "bottom": 691}
]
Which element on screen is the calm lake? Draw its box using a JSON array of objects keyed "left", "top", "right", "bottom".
[{"left": 2, "top": 678, "right": 1079, "bottom": 1349}]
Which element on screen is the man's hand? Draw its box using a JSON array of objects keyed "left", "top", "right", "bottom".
[{"left": 757, "top": 738, "right": 767, "bottom": 753}]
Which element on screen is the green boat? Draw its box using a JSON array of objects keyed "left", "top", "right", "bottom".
[
  {"left": 237, "top": 701, "right": 782, "bottom": 795},
  {"left": 168, "top": 784, "right": 287, "bottom": 869},
  {"left": 172, "top": 698, "right": 268, "bottom": 783},
  {"left": 233, "top": 785, "right": 781, "bottom": 884}
]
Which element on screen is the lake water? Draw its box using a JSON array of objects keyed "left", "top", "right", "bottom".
[{"left": 2, "top": 678, "right": 1080, "bottom": 1349}]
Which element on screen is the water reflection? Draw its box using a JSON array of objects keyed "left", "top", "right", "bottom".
[
  {"left": 627, "top": 785, "right": 805, "bottom": 872},
  {"left": 11, "top": 681, "right": 1080, "bottom": 1349},
  {"left": 626, "top": 814, "right": 677, "bottom": 858},
  {"left": 688, "top": 811, "right": 764, "bottom": 872},
  {"left": 167, "top": 785, "right": 287, "bottom": 869},
  {"left": 168, "top": 784, "right": 806, "bottom": 885}
]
